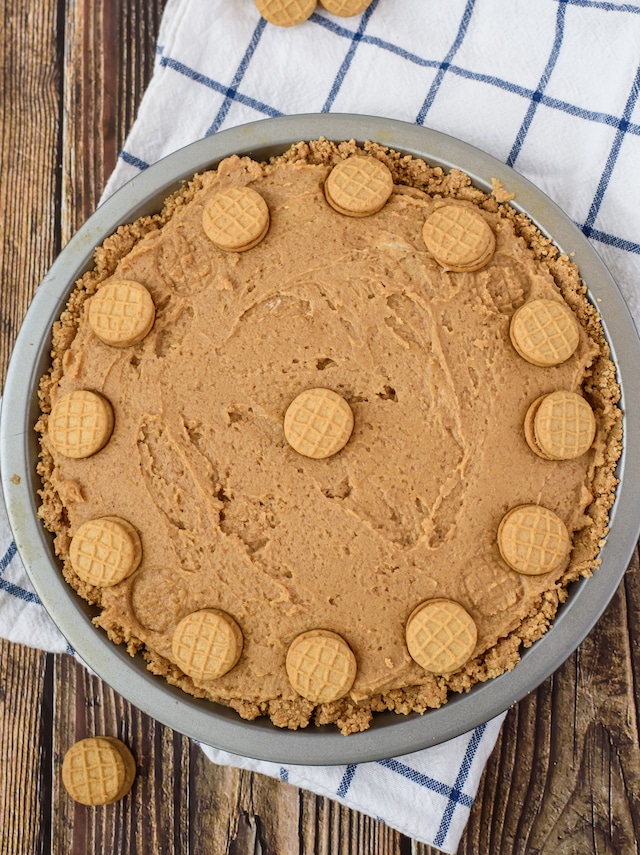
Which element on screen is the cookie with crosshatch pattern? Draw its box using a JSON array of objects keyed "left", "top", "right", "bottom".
[
  {"left": 172, "top": 608, "right": 243, "bottom": 682},
  {"left": 405, "top": 599, "right": 477, "bottom": 674},
  {"left": 525, "top": 390, "right": 596, "bottom": 460},
  {"left": 510, "top": 298, "right": 580, "bottom": 367},
  {"left": 255, "top": 0, "right": 316, "bottom": 26},
  {"left": 319, "top": 0, "right": 372, "bottom": 14},
  {"left": 48, "top": 389, "right": 114, "bottom": 459},
  {"left": 62, "top": 736, "right": 136, "bottom": 805},
  {"left": 202, "top": 185, "right": 270, "bottom": 252},
  {"left": 498, "top": 504, "right": 572, "bottom": 576},
  {"left": 324, "top": 156, "right": 394, "bottom": 217},
  {"left": 286, "top": 629, "right": 357, "bottom": 703},
  {"left": 284, "top": 387, "right": 354, "bottom": 458},
  {"left": 69, "top": 516, "right": 142, "bottom": 587},
  {"left": 422, "top": 204, "right": 496, "bottom": 272},
  {"left": 87, "top": 278, "right": 155, "bottom": 347}
]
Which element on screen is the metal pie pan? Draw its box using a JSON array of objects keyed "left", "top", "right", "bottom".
[{"left": 2, "top": 114, "right": 640, "bottom": 766}]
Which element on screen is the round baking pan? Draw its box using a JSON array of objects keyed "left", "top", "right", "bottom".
[{"left": 2, "top": 114, "right": 640, "bottom": 765}]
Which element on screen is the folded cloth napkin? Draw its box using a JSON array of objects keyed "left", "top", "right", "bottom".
[{"left": 4, "top": 0, "right": 640, "bottom": 851}]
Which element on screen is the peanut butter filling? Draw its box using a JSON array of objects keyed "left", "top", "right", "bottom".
[{"left": 37, "top": 140, "right": 622, "bottom": 733}]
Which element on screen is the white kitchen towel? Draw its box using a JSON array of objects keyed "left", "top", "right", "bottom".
[{"left": 4, "top": 0, "right": 640, "bottom": 851}]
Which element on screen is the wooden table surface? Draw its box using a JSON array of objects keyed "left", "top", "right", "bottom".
[{"left": 1, "top": 2, "right": 639, "bottom": 853}]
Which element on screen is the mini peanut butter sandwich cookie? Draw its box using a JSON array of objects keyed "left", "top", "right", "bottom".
[
  {"left": 172, "top": 608, "right": 243, "bottom": 682},
  {"left": 498, "top": 504, "right": 572, "bottom": 576},
  {"left": 405, "top": 599, "right": 477, "bottom": 675},
  {"left": 202, "top": 185, "right": 270, "bottom": 252},
  {"left": 324, "top": 156, "right": 394, "bottom": 217},
  {"left": 62, "top": 736, "right": 136, "bottom": 806},
  {"left": 255, "top": 0, "right": 317, "bottom": 27},
  {"left": 286, "top": 629, "right": 357, "bottom": 703},
  {"left": 284, "top": 387, "right": 354, "bottom": 459},
  {"left": 87, "top": 279, "right": 155, "bottom": 348},
  {"left": 525, "top": 390, "right": 597, "bottom": 460},
  {"left": 510, "top": 298, "right": 580, "bottom": 367},
  {"left": 69, "top": 517, "right": 142, "bottom": 587},
  {"left": 422, "top": 204, "right": 496, "bottom": 272},
  {"left": 319, "top": 0, "right": 372, "bottom": 16},
  {"left": 48, "top": 390, "right": 114, "bottom": 459}
]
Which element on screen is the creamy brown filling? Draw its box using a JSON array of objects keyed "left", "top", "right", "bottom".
[{"left": 37, "top": 143, "right": 621, "bottom": 733}]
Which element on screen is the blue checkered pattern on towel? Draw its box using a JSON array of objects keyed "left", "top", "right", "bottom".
[
  {"left": 198, "top": 719, "right": 497, "bottom": 853},
  {"left": 103, "top": 0, "right": 640, "bottom": 331},
  {"left": 4, "top": 0, "right": 640, "bottom": 851},
  {"left": 0, "top": 514, "right": 75, "bottom": 656}
]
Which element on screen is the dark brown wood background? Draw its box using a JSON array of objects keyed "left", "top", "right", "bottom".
[{"left": 1, "top": 2, "right": 639, "bottom": 853}]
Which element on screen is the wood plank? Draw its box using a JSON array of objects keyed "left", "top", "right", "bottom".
[
  {"left": 0, "top": 5, "right": 63, "bottom": 853},
  {"left": 0, "top": 0, "right": 62, "bottom": 387},
  {"left": 60, "top": 0, "right": 164, "bottom": 242},
  {"left": 188, "top": 745, "right": 406, "bottom": 854},
  {"left": 0, "top": 641, "right": 50, "bottom": 854},
  {"left": 50, "top": 654, "right": 193, "bottom": 854}
]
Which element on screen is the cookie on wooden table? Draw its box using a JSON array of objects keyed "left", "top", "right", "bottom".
[{"left": 62, "top": 737, "right": 136, "bottom": 805}]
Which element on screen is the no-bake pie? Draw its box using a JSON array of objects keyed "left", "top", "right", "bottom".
[{"left": 36, "top": 138, "right": 622, "bottom": 733}]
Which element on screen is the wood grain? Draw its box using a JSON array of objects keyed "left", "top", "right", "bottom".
[
  {"left": 60, "top": 0, "right": 163, "bottom": 240},
  {"left": 1, "top": 0, "right": 639, "bottom": 853},
  {"left": 0, "top": 0, "right": 62, "bottom": 389},
  {"left": 0, "top": 644, "right": 50, "bottom": 854}
]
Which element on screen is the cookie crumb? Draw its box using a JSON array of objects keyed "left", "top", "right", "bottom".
[{"left": 491, "top": 177, "right": 516, "bottom": 202}]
